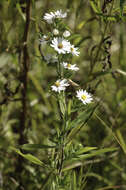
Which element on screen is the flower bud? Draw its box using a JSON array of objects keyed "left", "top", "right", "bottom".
[
  {"left": 53, "top": 29, "right": 59, "bottom": 35},
  {"left": 63, "top": 30, "right": 70, "bottom": 37}
]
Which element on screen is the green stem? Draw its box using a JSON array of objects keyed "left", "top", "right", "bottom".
[{"left": 55, "top": 55, "right": 67, "bottom": 176}]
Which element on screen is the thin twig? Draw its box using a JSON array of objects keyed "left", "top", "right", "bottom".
[
  {"left": 16, "top": 0, "right": 31, "bottom": 187},
  {"left": 18, "top": 0, "right": 31, "bottom": 146}
]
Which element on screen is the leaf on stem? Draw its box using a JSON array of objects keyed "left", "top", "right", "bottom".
[
  {"left": 20, "top": 143, "right": 56, "bottom": 150},
  {"left": 63, "top": 147, "right": 118, "bottom": 171},
  {"left": 67, "top": 104, "right": 97, "bottom": 143},
  {"left": 11, "top": 147, "right": 44, "bottom": 166}
]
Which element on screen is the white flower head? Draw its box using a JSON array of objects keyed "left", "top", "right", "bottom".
[
  {"left": 43, "top": 10, "right": 67, "bottom": 24},
  {"left": 54, "top": 10, "right": 67, "bottom": 19},
  {"left": 63, "top": 30, "right": 71, "bottom": 38},
  {"left": 50, "top": 37, "right": 71, "bottom": 54},
  {"left": 53, "top": 29, "right": 59, "bottom": 36},
  {"left": 61, "top": 62, "right": 79, "bottom": 71},
  {"left": 51, "top": 79, "right": 69, "bottom": 93},
  {"left": 39, "top": 35, "right": 49, "bottom": 45},
  {"left": 76, "top": 89, "right": 93, "bottom": 104},
  {"left": 43, "top": 12, "right": 55, "bottom": 24},
  {"left": 70, "top": 44, "right": 80, "bottom": 56}
]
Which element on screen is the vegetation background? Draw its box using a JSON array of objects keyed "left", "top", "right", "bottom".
[{"left": 0, "top": 0, "right": 126, "bottom": 189}]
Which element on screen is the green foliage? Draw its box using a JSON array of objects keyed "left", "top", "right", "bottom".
[
  {"left": 90, "top": 0, "right": 101, "bottom": 14},
  {"left": 11, "top": 148, "right": 44, "bottom": 166},
  {"left": 20, "top": 144, "right": 56, "bottom": 150},
  {"left": 120, "top": 0, "right": 125, "bottom": 16}
]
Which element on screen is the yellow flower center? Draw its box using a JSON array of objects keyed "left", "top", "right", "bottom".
[
  {"left": 71, "top": 47, "right": 74, "bottom": 52},
  {"left": 55, "top": 81, "right": 60, "bottom": 87},
  {"left": 45, "top": 37, "right": 49, "bottom": 41},
  {"left": 58, "top": 43, "right": 63, "bottom": 49},
  {"left": 67, "top": 63, "right": 71, "bottom": 68},
  {"left": 81, "top": 95, "right": 87, "bottom": 100}
]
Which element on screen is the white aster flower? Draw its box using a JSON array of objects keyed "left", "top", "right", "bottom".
[
  {"left": 50, "top": 37, "right": 71, "bottom": 54},
  {"left": 39, "top": 35, "right": 49, "bottom": 45},
  {"left": 76, "top": 89, "right": 93, "bottom": 104},
  {"left": 63, "top": 30, "right": 71, "bottom": 38},
  {"left": 70, "top": 44, "right": 80, "bottom": 56},
  {"left": 43, "top": 12, "right": 55, "bottom": 24},
  {"left": 43, "top": 10, "right": 67, "bottom": 24},
  {"left": 51, "top": 79, "right": 69, "bottom": 93},
  {"left": 61, "top": 62, "right": 79, "bottom": 71},
  {"left": 53, "top": 29, "right": 59, "bottom": 36},
  {"left": 54, "top": 10, "right": 67, "bottom": 18}
]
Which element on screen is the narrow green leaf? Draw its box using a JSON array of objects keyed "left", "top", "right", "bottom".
[
  {"left": 59, "top": 99, "right": 65, "bottom": 116},
  {"left": 11, "top": 147, "right": 43, "bottom": 166},
  {"left": 71, "top": 171, "right": 77, "bottom": 190},
  {"left": 68, "top": 99, "right": 72, "bottom": 116},
  {"left": 20, "top": 144, "right": 56, "bottom": 150},
  {"left": 63, "top": 148, "right": 118, "bottom": 171},
  {"left": 16, "top": 3, "right": 26, "bottom": 21},
  {"left": 90, "top": 0, "right": 101, "bottom": 13},
  {"left": 70, "top": 104, "right": 97, "bottom": 128},
  {"left": 116, "top": 129, "right": 126, "bottom": 154},
  {"left": 78, "top": 147, "right": 118, "bottom": 160},
  {"left": 67, "top": 125, "right": 81, "bottom": 143},
  {"left": 59, "top": 92, "right": 66, "bottom": 116},
  {"left": 75, "top": 147, "right": 97, "bottom": 155},
  {"left": 63, "top": 161, "right": 82, "bottom": 171},
  {"left": 67, "top": 104, "right": 97, "bottom": 142}
]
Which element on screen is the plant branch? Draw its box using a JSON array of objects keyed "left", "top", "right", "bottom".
[
  {"left": 19, "top": 0, "right": 31, "bottom": 146},
  {"left": 16, "top": 0, "right": 31, "bottom": 187}
]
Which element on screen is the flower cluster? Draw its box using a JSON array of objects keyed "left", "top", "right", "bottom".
[{"left": 41, "top": 10, "right": 93, "bottom": 105}]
